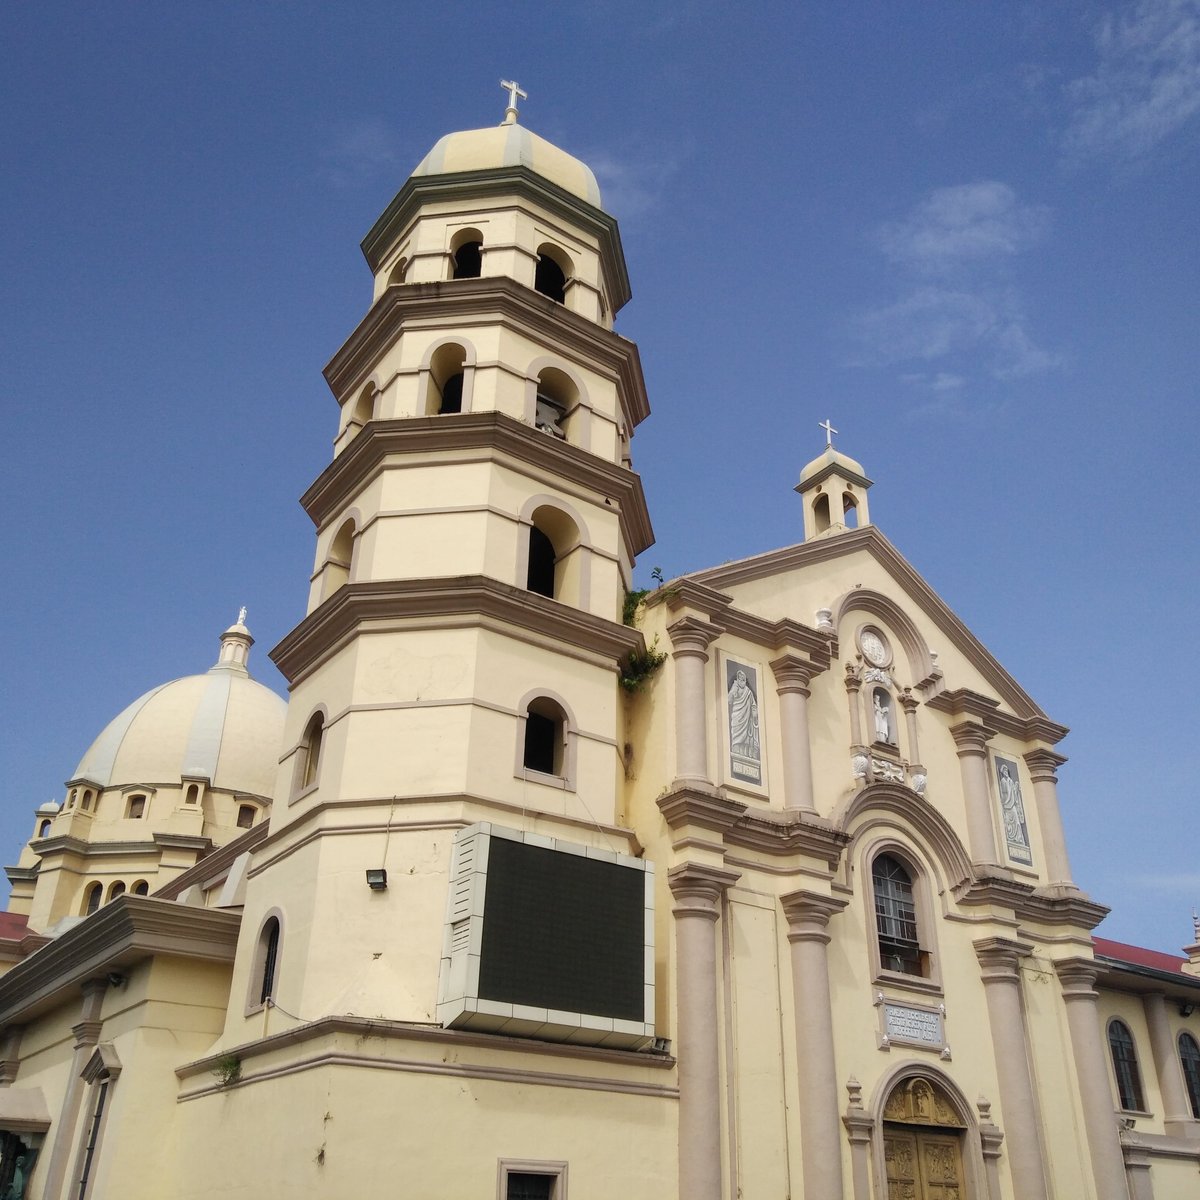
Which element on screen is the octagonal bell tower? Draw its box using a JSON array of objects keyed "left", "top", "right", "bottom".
[{"left": 239, "top": 96, "right": 655, "bottom": 1030}]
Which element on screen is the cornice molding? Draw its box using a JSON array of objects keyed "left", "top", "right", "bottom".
[
  {"left": 359, "top": 166, "right": 632, "bottom": 311},
  {"left": 665, "top": 615, "right": 724, "bottom": 657},
  {"left": 0, "top": 897, "right": 240, "bottom": 1026},
  {"left": 154, "top": 823, "right": 268, "bottom": 901},
  {"left": 271, "top": 575, "right": 643, "bottom": 686},
  {"left": 300, "top": 410, "right": 654, "bottom": 561},
  {"left": 928, "top": 688, "right": 1068, "bottom": 745},
  {"left": 30, "top": 834, "right": 209, "bottom": 861},
  {"left": 324, "top": 276, "right": 646, "bottom": 427},
  {"left": 683, "top": 526, "right": 1051, "bottom": 721}
]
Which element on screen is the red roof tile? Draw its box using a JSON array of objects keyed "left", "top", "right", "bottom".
[
  {"left": 1093, "top": 936, "right": 1190, "bottom": 975},
  {"left": 0, "top": 911, "right": 30, "bottom": 942}
]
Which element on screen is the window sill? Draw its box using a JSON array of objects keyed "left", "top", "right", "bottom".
[
  {"left": 516, "top": 768, "right": 574, "bottom": 793},
  {"left": 289, "top": 781, "right": 320, "bottom": 807},
  {"left": 875, "top": 969, "right": 944, "bottom": 998}
]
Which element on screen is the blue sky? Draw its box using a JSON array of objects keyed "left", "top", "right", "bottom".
[{"left": 2, "top": 1, "right": 1198, "bottom": 950}]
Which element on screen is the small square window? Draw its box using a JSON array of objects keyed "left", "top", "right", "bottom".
[{"left": 498, "top": 1160, "right": 566, "bottom": 1200}]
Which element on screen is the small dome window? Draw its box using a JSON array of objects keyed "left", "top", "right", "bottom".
[
  {"left": 237, "top": 804, "right": 257, "bottom": 830},
  {"left": 126, "top": 794, "right": 147, "bottom": 820},
  {"left": 38, "top": 819, "right": 52, "bottom": 838},
  {"left": 83, "top": 883, "right": 103, "bottom": 915},
  {"left": 107, "top": 881, "right": 126, "bottom": 904},
  {"left": 131, "top": 880, "right": 150, "bottom": 897}
]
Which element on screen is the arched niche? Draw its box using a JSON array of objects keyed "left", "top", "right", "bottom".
[
  {"left": 319, "top": 513, "right": 360, "bottom": 600},
  {"left": 833, "top": 589, "right": 937, "bottom": 686}
]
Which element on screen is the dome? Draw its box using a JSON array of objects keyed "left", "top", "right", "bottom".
[
  {"left": 412, "top": 123, "right": 603, "bottom": 210},
  {"left": 70, "top": 621, "right": 286, "bottom": 800},
  {"left": 797, "top": 445, "right": 870, "bottom": 488}
]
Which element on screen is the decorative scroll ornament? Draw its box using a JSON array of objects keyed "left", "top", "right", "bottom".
[
  {"left": 863, "top": 666, "right": 894, "bottom": 688},
  {"left": 852, "top": 753, "right": 869, "bottom": 780},
  {"left": 911, "top": 772, "right": 927, "bottom": 797}
]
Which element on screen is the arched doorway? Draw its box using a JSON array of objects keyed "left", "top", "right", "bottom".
[{"left": 882, "top": 1077, "right": 966, "bottom": 1199}]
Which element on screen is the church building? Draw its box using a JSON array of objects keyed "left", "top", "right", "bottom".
[{"left": 1, "top": 92, "right": 1198, "bottom": 1200}]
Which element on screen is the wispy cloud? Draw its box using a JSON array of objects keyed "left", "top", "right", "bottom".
[
  {"left": 1063, "top": 0, "right": 1200, "bottom": 165},
  {"left": 852, "top": 183, "right": 1061, "bottom": 406},
  {"left": 584, "top": 146, "right": 685, "bottom": 224},
  {"left": 319, "top": 117, "right": 402, "bottom": 188}
]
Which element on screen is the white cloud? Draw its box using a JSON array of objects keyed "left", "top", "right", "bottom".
[
  {"left": 877, "top": 183, "right": 1050, "bottom": 274},
  {"left": 319, "top": 117, "right": 401, "bottom": 188},
  {"left": 585, "top": 149, "right": 682, "bottom": 223},
  {"left": 1063, "top": 0, "right": 1200, "bottom": 164},
  {"left": 853, "top": 185, "right": 1060, "bottom": 393}
]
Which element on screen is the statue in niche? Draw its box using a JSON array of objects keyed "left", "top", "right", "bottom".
[{"left": 873, "top": 689, "right": 894, "bottom": 744}]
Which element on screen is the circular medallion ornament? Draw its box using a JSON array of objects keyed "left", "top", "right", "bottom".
[{"left": 859, "top": 627, "right": 891, "bottom": 668}]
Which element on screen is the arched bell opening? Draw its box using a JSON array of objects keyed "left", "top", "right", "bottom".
[
  {"left": 450, "top": 229, "right": 483, "bottom": 279},
  {"left": 426, "top": 342, "right": 469, "bottom": 416},
  {"left": 534, "top": 244, "right": 571, "bottom": 303}
]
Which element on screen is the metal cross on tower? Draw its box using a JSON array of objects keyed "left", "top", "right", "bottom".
[
  {"left": 500, "top": 79, "right": 527, "bottom": 125},
  {"left": 819, "top": 418, "right": 838, "bottom": 448}
]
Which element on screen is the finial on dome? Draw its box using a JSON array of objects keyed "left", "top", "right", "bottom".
[
  {"left": 819, "top": 418, "right": 838, "bottom": 448},
  {"left": 1193, "top": 908, "right": 1200, "bottom": 942},
  {"left": 213, "top": 609, "right": 254, "bottom": 674},
  {"left": 500, "top": 78, "right": 527, "bottom": 126}
]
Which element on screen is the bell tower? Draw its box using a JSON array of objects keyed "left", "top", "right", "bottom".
[{"left": 246, "top": 94, "right": 654, "bottom": 1026}]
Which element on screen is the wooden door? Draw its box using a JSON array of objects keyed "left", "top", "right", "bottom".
[{"left": 885, "top": 1128, "right": 965, "bottom": 1200}]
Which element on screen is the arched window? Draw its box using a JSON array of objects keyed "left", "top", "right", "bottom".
[
  {"left": 125, "top": 794, "right": 146, "bottom": 819},
  {"left": 237, "top": 804, "right": 256, "bottom": 830},
  {"left": 451, "top": 231, "right": 482, "bottom": 279},
  {"left": 83, "top": 883, "right": 103, "bottom": 915},
  {"left": 523, "top": 697, "right": 566, "bottom": 777},
  {"left": 82, "top": 789, "right": 95, "bottom": 811},
  {"left": 298, "top": 712, "right": 324, "bottom": 792},
  {"left": 872, "top": 853, "right": 928, "bottom": 977},
  {"left": 131, "top": 880, "right": 149, "bottom": 897},
  {"left": 532, "top": 366, "right": 576, "bottom": 440},
  {"left": 534, "top": 246, "right": 570, "bottom": 303},
  {"left": 1108, "top": 1019, "right": 1146, "bottom": 1111},
  {"left": 184, "top": 783, "right": 200, "bottom": 805},
  {"left": 524, "top": 505, "right": 582, "bottom": 604},
  {"left": 1180, "top": 1032, "right": 1200, "bottom": 1118},
  {"left": 346, "top": 383, "right": 375, "bottom": 439},
  {"left": 257, "top": 916, "right": 281, "bottom": 1007},
  {"left": 322, "top": 518, "right": 356, "bottom": 597},
  {"left": 38, "top": 819, "right": 52, "bottom": 838},
  {"left": 387, "top": 256, "right": 408, "bottom": 286},
  {"left": 107, "top": 881, "right": 126, "bottom": 904},
  {"left": 812, "top": 493, "right": 831, "bottom": 534},
  {"left": 426, "top": 342, "right": 469, "bottom": 416},
  {"left": 527, "top": 527, "right": 557, "bottom": 597},
  {"left": 67, "top": 789, "right": 78, "bottom": 810}
]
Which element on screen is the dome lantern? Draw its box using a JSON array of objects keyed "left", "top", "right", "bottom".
[{"left": 795, "top": 420, "right": 873, "bottom": 540}]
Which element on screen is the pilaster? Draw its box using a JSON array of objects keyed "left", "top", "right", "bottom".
[
  {"left": 770, "top": 654, "right": 818, "bottom": 812},
  {"left": 973, "top": 937, "right": 1048, "bottom": 1200},
  {"left": 842, "top": 1077, "right": 874, "bottom": 1200},
  {"left": 1142, "top": 991, "right": 1200, "bottom": 1139},
  {"left": 951, "top": 722, "right": 999, "bottom": 865},
  {"left": 1023, "top": 748, "right": 1075, "bottom": 887},
  {"left": 1055, "top": 957, "right": 1130, "bottom": 1200},
  {"left": 668, "top": 862, "right": 740, "bottom": 1200},
  {"left": 667, "top": 616, "right": 723, "bottom": 784},
  {"left": 781, "top": 889, "right": 849, "bottom": 1200}
]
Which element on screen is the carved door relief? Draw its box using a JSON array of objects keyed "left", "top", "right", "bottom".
[{"left": 883, "top": 1077, "right": 967, "bottom": 1200}]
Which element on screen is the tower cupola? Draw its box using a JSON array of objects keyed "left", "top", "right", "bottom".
[{"left": 796, "top": 421, "right": 872, "bottom": 539}]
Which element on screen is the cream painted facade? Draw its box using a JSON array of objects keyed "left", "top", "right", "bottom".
[{"left": 1, "top": 108, "right": 1199, "bottom": 1200}]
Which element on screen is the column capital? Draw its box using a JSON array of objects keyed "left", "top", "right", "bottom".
[
  {"left": 844, "top": 660, "right": 863, "bottom": 694},
  {"left": 977, "top": 1096, "right": 1005, "bottom": 1160},
  {"left": 781, "top": 889, "right": 848, "bottom": 943},
  {"left": 974, "top": 936, "right": 1033, "bottom": 980},
  {"left": 1023, "top": 747, "right": 1067, "bottom": 782},
  {"left": 1054, "top": 955, "right": 1101, "bottom": 999},
  {"left": 668, "top": 862, "right": 740, "bottom": 919},
  {"left": 71, "top": 1019, "right": 103, "bottom": 1050},
  {"left": 667, "top": 615, "right": 723, "bottom": 659},
  {"left": 898, "top": 688, "right": 920, "bottom": 714},
  {"left": 950, "top": 720, "right": 994, "bottom": 756},
  {"left": 770, "top": 653, "right": 817, "bottom": 694}
]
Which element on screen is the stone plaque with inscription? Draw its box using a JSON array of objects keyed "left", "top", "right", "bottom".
[{"left": 883, "top": 1002, "right": 944, "bottom": 1048}]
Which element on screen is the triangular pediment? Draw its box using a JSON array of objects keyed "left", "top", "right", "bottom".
[{"left": 676, "top": 526, "right": 1054, "bottom": 729}]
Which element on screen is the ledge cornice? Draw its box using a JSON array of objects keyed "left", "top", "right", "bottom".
[
  {"left": 29, "top": 834, "right": 210, "bottom": 861},
  {"left": 0, "top": 897, "right": 240, "bottom": 1025},
  {"left": 928, "top": 688, "right": 1068, "bottom": 745},
  {"left": 300, "top": 410, "right": 654, "bottom": 560},
  {"left": 359, "top": 166, "right": 632, "bottom": 311},
  {"left": 324, "top": 275, "right": 645, "bottom": 425},
  {"left": 271, "top": 575, "right": 644, "bottom": 686}
]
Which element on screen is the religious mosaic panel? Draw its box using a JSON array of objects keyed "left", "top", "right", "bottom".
[
  {"left": 718, "top": 653, "right": 768, "bottom": 795},
  {"left": 993, "top": 754, "right": 1032, "bottom": 866}
]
